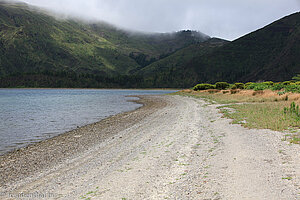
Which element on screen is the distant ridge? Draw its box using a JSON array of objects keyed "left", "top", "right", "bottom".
[
  {"left": 138, "top": 12, "right": 300, "bottom": 87},
  {"left": 0, "top": 1, "right": 209, "bottom": 88},
  {"left": 0, "top": 1, "right": 299, "bottom": 88}
]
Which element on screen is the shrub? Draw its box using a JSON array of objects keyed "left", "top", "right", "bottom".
[
  {"left": 231, "top": 85, "right": 237, "bottom": 89},
  {"left": 234, "top": 83, "right": 245, "bottom": 89},
  {"left": 263, "top": 81, "right": 274, "bottom": 86},
  {"left": 193, "top": 83, "right": 215, "bottom": 91},
  {"left": 282, "top": 81, "right": 291, "bottom": 85},
  {"left": 295, "top": 82, "right": 300, "bottom": 85},
  {"left": 245, "top": 82, "right": 254, "bottom": 88},
  {"left": 272, "top": 83, "right": 285, "bottom": 91},
  {"left": 253, "top": 83, "right": 269, "bottom": 91},
  {"left": 246, "top": 83, "right": 256, "bottom": 89},
  {"left": 292, "top": 74, "right": 300, "bottom": 81},
  {"left": 215, "top": 82, "right": 230, "bottom": 90},
  {"left": 284, "top": 84, "right": 300, "bottom": 93}
]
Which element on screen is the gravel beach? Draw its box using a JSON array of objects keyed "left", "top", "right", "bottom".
[{"left": 0, "top": 95, "right": 299, "bottom": 199}]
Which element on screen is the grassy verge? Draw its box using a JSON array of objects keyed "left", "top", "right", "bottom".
[
  {"left": 174, "top": 89, "right": 300, "bottom": 144},
  {"left": 219, "top": 102, "right": 299, "bottom": 131}
]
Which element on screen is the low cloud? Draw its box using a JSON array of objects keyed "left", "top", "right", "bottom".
[{"left": 20, "top": 0, "right": 300, "bottom": 40}]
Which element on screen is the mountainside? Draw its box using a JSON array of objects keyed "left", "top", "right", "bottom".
[
  {"left": 0, "top": 1, "right": 209, "bottom": 87},
  {"left": 0, "top": 1, "right": 299, "bottom": 88},
  {"left": 139, "top": 12, "right": 300, "bottom": 87},
  {"left": 135, "top": 38, "right": 229, "bottom": 87}
]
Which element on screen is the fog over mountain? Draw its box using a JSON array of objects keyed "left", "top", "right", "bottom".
[{"left": 20, "top": 0, "right": 300, "bottom": 40}]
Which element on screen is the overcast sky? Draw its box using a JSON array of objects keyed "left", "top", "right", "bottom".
[{"left": 20, "top": 0, "right": 300, "bottom": 40}]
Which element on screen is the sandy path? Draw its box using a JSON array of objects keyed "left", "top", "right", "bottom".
[{"left": 1, "top": 95, "right": 299, "bottom": 199}]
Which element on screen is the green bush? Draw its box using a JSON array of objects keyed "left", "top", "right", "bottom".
[
  {"left": 246, "top": 83, "right": 256, "bottom": 89},
  {"left": 272, "top": 83, "right": 285, "bottom": 91},
  {"left": 193, "top": 83, "right": 215, "bottom": 91},
  {"left": 292, "top": 74, "right": 300, "bottom": 81},
  {"left": 253, "top": 83, "right": 269, "bottom": 91},
  {"left": 282, "top": 81, "right": 291, "bottom": 85},
  {"left": 245, "top": 82, "right": 253, "bottom": 88},
  {"left": 284, "top": 84, "right": 300, "bottom": 93},
  {"left": 234, "top": 83, "right": 245, "bottom": 89},
  {"left": 193, "top": 81, "right": 300, "bottom": 93},
  {"left": 215, "top": 82, "right": 230, "bottom": 90},
  {"left": 263, "top": 81, "right": 274, "bottom": 86}
]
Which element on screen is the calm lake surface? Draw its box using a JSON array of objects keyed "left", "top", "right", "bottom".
[{"left": 0, "top": 89, "right": 177, "bottom": 155}]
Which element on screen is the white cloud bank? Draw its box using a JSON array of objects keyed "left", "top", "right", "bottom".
[{"left": 20, "top": 0, "right": 300, "bottom": 40}]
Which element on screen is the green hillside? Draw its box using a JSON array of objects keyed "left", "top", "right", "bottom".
[
  {"left": 0, "top": 1, "right": 208, "bottom": 87},
  {"left": 0, "top": 1, "right": 299, "bottom": 88},
  {"left": 139, "top": 12, "right": 300, "bottom": 87},
  {"left": 136, "top": 38, "right": 229, "bottom": 88}
]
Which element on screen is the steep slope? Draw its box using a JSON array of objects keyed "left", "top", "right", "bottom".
[
  {"left": 136, "top": 38, "right": 229, "bottom": 88},
  {"left": 139, "top": 12, "right": 300, "bottom": 87},
  {"left": 0, "top": 2, "right": 137, "bottom": 76},
  {"left": 0, "top": 1, "right": 209, "bottom": 87},
  {"left": 189, "top": 11, "right": 300, "bottom": 83}
]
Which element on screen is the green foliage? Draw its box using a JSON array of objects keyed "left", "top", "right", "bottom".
[
  {"left": 234, "top": 83, "right": 244, "bottom": 89},
  {"left": 139, "top": 12, "right": 300, "bottom": 87},
  {"left": 272, "top": 83, "right": 285, "bottom": 91},
  {"left": 193, "top": 83, "right": 215, "bottom": 91},
  {"left": 244, "top": 82, "right": 253, "bottom": 89},
  {"left": 230, "top": 85, "right": 237, "bottom": 89},
  {"left": 0, "top": 2, "right": 209, "bottom": 88},
  {"left": 263, "top": 81, "right": 274, "bottom": 86},
  {"left": 292, "top": 74, "right": 300, "bottom": 81},
  {"left": 245, "top": 83, "right": 256, "bottom": 90},
  {"left": 0, "top": 2, "right": 299, "bottom": 89},
  {"left": 215, "top": 82, "right": 230, "bottom": 90},
  {"left": 135, "top": 38, "right": 228, "bottom": 88},
  {"left": 0, "top": 71, "right": 145, "bottom": 88},
  {"left": 282, "top": 81, "right": 292, "bottom": 85},
  {"left": 284, "top": 102, "right": 300, "bottom": 120},
  {"left": 284, "top": 84, "right": 300, "bottom": 93},
  {"left": 253, "top": 83, "right": 270, "bottom": 91},
  {"left": 193, "top": 81, "right": 300, "bottom": 94},
  {"left": 243, "top": 82, "right": 300, "bottom": 93},
  {"left": 277, "top": 91, "right": 286, "bottom": 96},
  {"left": 129, "top": 52, "right": 157, "bottom": 68}
]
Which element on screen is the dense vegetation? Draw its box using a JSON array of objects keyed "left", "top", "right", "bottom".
[
  {"left": 193, "top": 80, "right": 300, "bottom": 94},
  {"left": 0, "top": 2, "right": 208, "bottom": 88},
  {"left": 141, "top": 12, "right": 300, "bottom": 87},
  {"left": 135, "top": 38, "right": 229, "bottom": 88},
  {"left": 0, "top": 1, "right": 299, "bottom": 88}
]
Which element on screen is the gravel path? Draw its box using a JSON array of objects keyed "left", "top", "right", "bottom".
[{"left": 0, "top": 95, "right": 299, "bottom": 200}]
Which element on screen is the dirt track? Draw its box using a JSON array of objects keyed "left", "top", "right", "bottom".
[{"left": 1, "top": 95, "right": 299, "bottom": 199}]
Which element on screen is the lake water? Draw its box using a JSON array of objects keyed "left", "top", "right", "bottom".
[{"left": 0, "top": 89, "right": 176, "bottom": 155}]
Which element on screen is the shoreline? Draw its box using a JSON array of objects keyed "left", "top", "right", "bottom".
[
  {"left": 0, "top": 95, "right": 144, "bottom": 157},
  {"left": 0, "top": 95, "right": 298, "bottom": 199},
  {"left": 0, "top": 95, "right": 167, "bottom": 187},
  {"left": 0, "top": 88, "right": 181, "bottom": 91}
]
